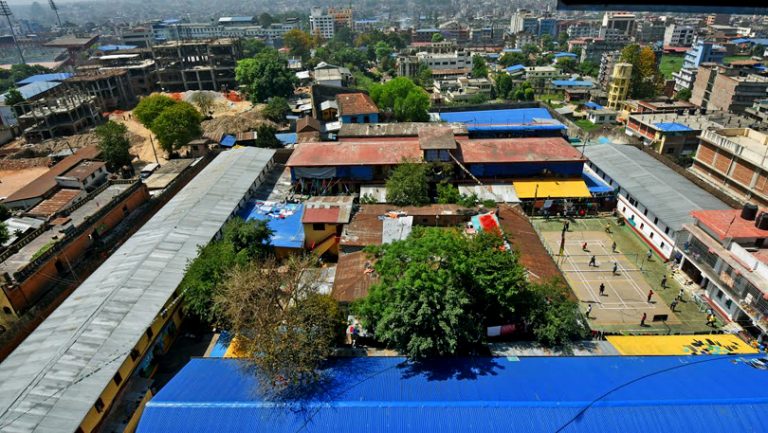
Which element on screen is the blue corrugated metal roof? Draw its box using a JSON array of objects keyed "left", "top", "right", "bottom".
[
  {"left": 502, "top": 48, "right": 522, "bottom": 53},
  {"left": 16, "top": 73, "right": 72, "bottom": 85},
  {"left": 654, "top": 122, "right": 693, "bottom": 132},
  {"left": 583, "top": 170, "right": 613, "bottom": 194},
  {"left": 1, "top": 81, "right": 62, "bottom": 103},
  {"left": 552, "top": 80, "right": 594, "bottom": 87},
  {"left": 554, "top": 52, "right": 578, "bottom": 58},
  {"left": 730, "top": 38, "right": 751, "bottom": 44},
  {"left": 439, "top": 108, "right": 566, "bottom": 132},
  {"left": 584, "top": 101, "right": 604, "bottom": 110},
  {"left": 219, "top": 135, "right": 236, "bottom": 147},
  {"left": 506, "top": 64, "right": 525, "bottom": 72},
  {"left": 237, "top": 201, "right": 304, "bottom": 249},
  {"left": 97, "top": 44, "right": 137, "bottom": 51},
  {"left": 137, "top": 356, "right": 768, "bottom": 433},
  {"left": 275, "top": 132, "right": 297, "bottom": 145}
]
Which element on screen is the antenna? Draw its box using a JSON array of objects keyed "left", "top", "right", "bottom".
[
  {"left": 0, "top": 1, "right": 25, "bottom": 64},
  {"left": 48, "top": 0, "right": 62, "bottom": 28}
]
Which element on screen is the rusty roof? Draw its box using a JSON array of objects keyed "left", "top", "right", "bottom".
[
  {"left": 303, "top": 207, "right": 341, "bottom": 224},
  {"left": 336, "top": 93, "right": 379, "bottom": 116},
  {"left": 457, "top": 137, "right": 585, "bottom": 164},
  {"left": 332, "top": 251, "right": 377, "bottom": 303},
  {"left": 302, "top": 196, "right": 354, "bottom": 224},
  {"left": 2, "top": 146, "right": 102, "bottom": 204},
  {"left": 25, "top": 188, "right": 83, "bottom": 218},
  {"left": 418, "top": 126, "right": 457, "bottom": 150},
  {"left": 296, "top": 116, "right": 321, "bottom": 133},
  {"left": 59, "top": 160, "right": 105, "bottom": 181},
  {"left": 497, "top": 204, "right": 565, "bottom": 284},
  {"left": 287, "top": 138, "right": 423, "bottom": 167},
  {"left": 338, "top": 122, "right": 468, "bottom": 138},
  {"left": 692, "top": 209, "right": 768, "bottom": 240}
]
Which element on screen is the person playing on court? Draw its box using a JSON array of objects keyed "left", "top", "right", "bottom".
[
  {"left": 647, "top": 289, "right": 654, "bottom": 303},
  {"left": 661, "top": 274, "right": 668, "bottom": 288},
  {"left": 611, "top": 241, "right": 617, "bottom": 253},
  {"left": 599, "top": 283, "right": 606, "bottom": 296},
  {"left": 582, "top": 241, "right": 588, "bottom": 251},
  {"left": 586, "top": 304, "right": 593, "bottom": 318},
  {"left": 646, "top": 249, "right": 653, "bottom": 261},
  {"left": 589, "top": 255, "right": 597, "bottom": 267},
  {"left": 670, "top": 299, "right": 678, "bottom": 312}
]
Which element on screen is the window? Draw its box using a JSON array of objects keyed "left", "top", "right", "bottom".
[
  {"left": 725, "top": 299, "right": 733, "bottom": 309},
  {"left": 665, "top": 227, "right": 670, "bottom": 235},
  {"left": 640, "top": 223, "right": 644, "bottom": 230},
  {"left": 312, "top": 223, "right": 325, "bottom": 231},
  {"left": 146, "top": 328, "right": 154, "bottom": 339},
  {"left": 650, "top": 232, "right": 654, "bottom": 239},
  {"left": 130, "top": 348, "right": 140, "bottom": 361},
  {"left": 716, "top": 290, "right": 723, "bottom": 300},
  {"left": 94, "top": 398, "right": 105, "bottom": 413},
  {"left": 113, "top": 372, "right": 123, "bottom": 386},
  {"left": 654, "top": 217, "right": 658, "bottom": 225}
]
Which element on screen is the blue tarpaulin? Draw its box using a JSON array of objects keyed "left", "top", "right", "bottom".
[
  {"left": 275, "top": 133, "right": 297, "bottom": 145},
  {"left": 138, "top": 355, "right": 768, "bottom": 433},
  {"left": 654, "top": 122, "right": 693, "bottom": 132},
  {"left": 1, "top": 81, "right": 62, "bottom": 104},
  {"left": 219, "top": 135, "right": 236, "bottom": 147},
  {"left": 439, "top": 108, "right": 566, "bottom": 133},
  {"left": 16, "top": 73, "right": 72, "bottom": 85},
  {"left": 237, "top": 201, "right": 304, "bottom": 249},
  {"left": 505, "top": 64, "right": 525, "bottom": 72},
  {"left": 584, "top": 101, "right": 604, "bottom": 110}
]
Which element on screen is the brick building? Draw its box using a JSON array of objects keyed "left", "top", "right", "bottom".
[{"left": 690, "top": 64, "right": 768, "bottom": 114}]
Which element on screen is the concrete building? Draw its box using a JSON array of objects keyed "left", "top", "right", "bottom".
[
  {"left": 336, "top": 93, "right": 379, "bottom": 124},
  {"left": 584, "top": 142, "right": 730, "bottom": 259},
  {"left": 636, "top": 20, "right": 667, "bottom": 43},
  {"left": 525, "top": 66, "right": 562, "bottom": 91},
  {"left": 690, "top": 65, "right": 768, "bottom": 114},
  {"left": 607, "top": 62, "right": 633, "bottom": 110},
  {"left": 65, "top": 70, "right": 136, "bottom": 111},
  {"left": 580, "top": 37, "right": 628, "bottom": 64},
  {"left": 15, "top": 91, "right": 101, "bottom": 143},
  {"left": 745, "top": 99, "right": 768, "bottom": 126},
  {"left": 153, "top": 39, "right": 240, "bottom": 92},
  {"left": 87, "top": 52, "right": 158, "bottom": 96},
  {"left": 538, "top": 17, "right": 558, "bottom": 37},
  {"left": 600, "top": 12, "right": 636, "bottom": 38},
  {"left": 598, "top": 50, "right": 620, "bottom": 88},
  {"left": 664, "top": 24, "right": 696, "bottom": 47},
  {"left": 673, "top": 41, "right": 726, "bottom": 92},
  {"left": 691, "top": 128, "right": 768, "bottom": 207},
  {"left": 415, "top": 49, "right": 471, "bottom": 71},
  {"left": 676, "top": 207, "right": 768, "bottom": 341},
  {"left": 706, "top": 14, "right": 731, "bottom": 26},
  {"left": 310, "top": 7, "right": 335, "bottom": 39},
  {"left": 442, "top": 77, "right": 493, "bottom": 103},
  {"left": 0, "top": 147, "right": 277, "bottom": 433},
  {"left": 510, "top": 9, "right": 538, "bottom": 35},
  {"left": 567, "top": 22, "right": 600, "bottom": 39},
  {"left": 328, "top": 7, "right": 353, "bottom": 29}
]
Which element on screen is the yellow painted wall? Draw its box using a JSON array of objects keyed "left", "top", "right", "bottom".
[
  {"left": 77, "top": 292, "right": 184, "bottom": 433},
  {"left": 607, "top": 334, "right": 759, "bottom": 356},
  {"left": 303, "top": 223, "right": 339, "bottom": 256}
]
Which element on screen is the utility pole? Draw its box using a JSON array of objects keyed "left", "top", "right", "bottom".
[
  {"left": 0, "top": 1, "right": 25, "bottom": 64},
  {"left": 48, "top": 0, "right": 62, "bottom": 29}
]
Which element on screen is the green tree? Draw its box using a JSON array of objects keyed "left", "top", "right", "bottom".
[
  {"left": 0, "top": 222, "right": 8, "bottom": 246},
  {"left": 3, "top": 87, "right": 24, "bottom": 116},
  {"left": 332, "top": 27, "right": 355, "bottom": 46},
  {"left": 242, "top": 39, "right": 267, "bottom": 58},
  {"left": 333, "top": 47, "right": 368, "bottom": 71},
  {"left": 355, "top": 228, "right": 530, "bottom": 358},
  {"left": 385, "top": 160, "right": 429, "bottom": 206},
  {"left": 522, "top": 43, "right": 540, "bottom": 57},
  {"left": 525, "top": 282, "right": 588, "bottom": 346},
  {"left": 94, "top": 121, "right": 132, "bottom": 171},
  {"left": 133, "top": 94, "right": 178, "bottom": 128},
  {"left": 414, "top": 63, "right": 433, "bottom": 88},
  {"left": 181, "top": 218, "right": 272, "bottom": 324},
  {"left": 499, "top": 52, "right": 526, "bottom": 67},
  {"left": 150, "top": 102, "right": 203, "bottom": 153},
  {"left": 471, "top": 54, "right": 489, "bottom": 78},
  {"left": 675, "top": 88, "right": 692, "bottom": 101},
  {"left": 253, "top": 124, "right": 283, "bottom": 148},
  {"left": 524, "top": 87, "right": 535, "bottom": 101},
  {"left": 283, "top": 29, "right": 313, "bottom": 58},
  {"left": 556, "top": 57, "right": 577, "bottom": 73},
  {"left": 236, "top": 49, "right": 297, "bottom": 103},
  {"left": 577, "top": 60, "right": 599, "bottom": 77},
  {"left": 374, "top": 41, "right": 393, "bottom": 68},
  {"left": 431, "top": 32, "right": 444, "bottom": 43},
  {"left": 189, "top": 92, "right": 214, "bottom": 116},
  {"left": 620, "top": 44, "right": 659, "bottom": 99},
  {"left": 436, "top": 183, "right": 461, "bottom": 204},
  {"left": 557, "top": 31, "right": 569, "bottom": 49},
  {"left": 258, "top": 12, "right": 273, "bottom": 27},
  {"left": 214, "top": 255, "right": 341, "bottom": 388},
  {"left": 262, "top": 96, "right": 290, "bottom": 123},
  {"left": 370, "top": 77, "right": 430, "bottom": 122},
  {"left": 495, "top": 74, "right": 513, "bottom": 99},
  {"left": 541, "top": 34, "right": 555, "bottom": 51},
  {"left": 0, "top": 204, "right": 10, "bottom": 220}
]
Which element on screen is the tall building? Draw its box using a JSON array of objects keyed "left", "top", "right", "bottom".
[
  {"left": 636, "top": 20, "right": 666, "bottom": 43},
  {"left": 328, "top": 7, "right": 353, "bottom": 29},
  {"left": 598, "top": 50, "right": 620, "bottom": 88},
  {"left": 600, "top": 12, "right": 636, "bottom": 38},
  {"left": 706, "top": 14, "right": 731, "bottom": 26},
  {"left": 153, "top": 39, "right": 241, "bottom": 92},
  {"left": 607, "top": 62, "right": 632, "bottom": 109},
  {"left": 692, "top": 128, "right": 768, "bottom": 207},
  {"left": 673, "top": 41, "right": 726, "bottom": 91},
  {"left": 310, "top": 7, "right": 335, "bottom": 40},
  {"left": 664, "top": 24, "right": 696, "bottom": 47},
  {"left": 538, "top": 18, "right": 558, "bottom": 37},
  {"left": 580, "top": 37, "right": 628, "bottom": 64},
  {"left": 691, "top": 64, "right": 768, "bottom": 114},
  {"left": 510, "top": 9, "right": 538, "bottom": 34},
  {"left": 567, "top": 22, "right": 600, "bottom": 39}
]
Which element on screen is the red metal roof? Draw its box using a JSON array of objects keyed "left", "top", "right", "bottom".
[
  {"left": 457, "top": 137, "right": 585, "bottom": 164},
  {"left": 302, "top": 207, "right": 341, "bottom": 224},
  {"left": 287, "top": 138, "right": 422, "bottom": 166},
  {"left": 692, "top": 209, "right": 768, "bottom": 240}
]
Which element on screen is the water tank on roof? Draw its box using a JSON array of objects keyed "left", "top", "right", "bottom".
[
  {"left": 757, "top": 213, "right": 768, "bottom": 231},
  {"left": 742, "top": 203, "right": 758, "bottom": 221}
]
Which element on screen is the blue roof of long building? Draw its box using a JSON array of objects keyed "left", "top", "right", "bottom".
[
  {"left": 554, "top": 52, "right": 578, "bottom": 58},
  {"left": 137, "top": 356, "right": 768, "bottom": 433},
  {"left": 16, "top": 73, "right": 72, "bottom": 85},
  {"left": 654, "top": 122, "right": 693, "bottom": 132},
  {"left": 506, "top": 64, "right": 525, "bottom": 72},
  {"left": 97, "top": 44, "right": 137, "bottom": 51},
  {"left": 584, "top": 101, "right": 604, "bottom": 110},
  {"left": 439, "top": 108, "right": 566, "bottom": 132},
  {"left": 552, "top": 80, "right": 594, "bottom": 87},
  {"left": 237, "top": 201, "right": 304, "bottom": 249},
  {"left": 1, "top": 80, "right": 62, "bottom": 104}
]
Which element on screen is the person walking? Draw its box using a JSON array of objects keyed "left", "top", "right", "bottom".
[
  {"left": 582, "top": 241, "right": 588, "bottom": 251},
  {"left": 646, "top": 249, "right": 653, "bottom": 261},
  {"left": 589, "top": 255, "right": 597, "bottom": 267},
  {"left": 670, "top": 299, "right": 678, "bottom": 312},
  {"left": 661, "top": 275, "right": 668, "bottom": 288},
  {"left": 647, "top": 289, "right": 654, "bottom": 303},
  {"left": 611, "top": 241, "right": 617, "bottom": 253},
  {"left": 565, "top": 221, "right": 570, "bottom": 232},
  {"left": 641, "top": 312, "right": 647, "bottom": 327},
  {"left": 599, "top": 283, "right": 606, "bottom": 296},
  {"left": 586, "top": 304, "right": 593, "bottom": 318},
  {"left": 678, "top": 288, "right": 684, "bottom": 302},
  {"left": 612, "top": 261, "right": 618, "bottom": 275}
]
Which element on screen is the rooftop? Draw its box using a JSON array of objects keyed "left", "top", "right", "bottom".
[
  {"left": 338, "top": 122, "right": 467, "bottom": 138},
  {"left": 0, "top": 80, "right": 62, "bottom": 104},
  {"left": 0, "top": 148, "right": 276, "bottom": 433},
  {"left": 15, "top": 73, "right": 72, "bottom": 85},
  {"left": 59, "top": 160, "right": 105, "bottom": 181},
  {"left": 456, "top": 137, "right": 585, "bottom": 164},
  {"left": 336, "top": 93, "right": 379, "bottom": 116},
  {"left": 701, "top": 128, "right": 768, "bottom": 169},
  {"left": 438, "top": 108, "right": 566, "bottom": 132},
  {"left": 692, "top": 208, "right": 768, "bottom": 240},
  {"left": 24, "top": 188, "right": 83, "bottom": 218},
  {"left": 418, "top": 126, "right": 457, "bottom": 150},
  {"left": 43, "top": 35, "right": 99, "bottom": 48},
  {"left": 583, "top": 143, "right": 730, "bottom": 232},
  {"left": 237, "top": 201, "right": 305, "bottom": 249},
  {"left": 302, "top": 196, "right": 354, "bottom": 224},
  {"left": 137, "top": 356, "right": 768, "bottom": 433},
  {"left": 1, "top": 145, "right": 102, "bottom": 205},
  {"left": 630, "top": 112, "right": 756, "bottom": 132},
  {"left": 332, "top": 251, "right": 377, "bottom": 302}
]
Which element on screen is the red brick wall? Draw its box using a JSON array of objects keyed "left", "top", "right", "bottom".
[
  {"left": 696, "top": 142, "right": 716, "bottom": 166},
  {"left": 713, "top": 150, "right": 732, "bottom": 174},
  {"left": 732, "top": 160, "right": 756, "bottom": 186}
]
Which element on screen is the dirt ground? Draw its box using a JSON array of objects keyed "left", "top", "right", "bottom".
[
  {"left": 542, "top": 230, "right": 680, "bottom": 328},
  {"left": 0, "top": 166, "right": 49, "bottom": 198}
]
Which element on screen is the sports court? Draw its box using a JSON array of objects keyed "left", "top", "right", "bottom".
[{"left": 542, "top": 230, "right": 679, "bottom": 327}]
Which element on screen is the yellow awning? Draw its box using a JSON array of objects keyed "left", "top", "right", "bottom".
[
  {"left": 606, "top": 335, "right": 759, "bottom": 356},
  {"left": 512, "top": 179, "right": 591, "bottom": 199}
]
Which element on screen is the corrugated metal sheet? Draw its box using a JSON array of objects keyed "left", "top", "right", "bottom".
[
  {"left": 0, "top": 148, "right": 276, "bottom": 433},
  {"left": 138, "top": 356, "right": 768, "bottom": 433},
  {"left": 513, "top": 178, "right": 592, "bottom": 199}
]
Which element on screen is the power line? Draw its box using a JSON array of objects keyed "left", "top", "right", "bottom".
[{"left": 0, "top": 1, "right": 24, "bottom": 64}]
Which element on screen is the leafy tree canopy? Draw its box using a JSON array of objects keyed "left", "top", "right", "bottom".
[
  {"left": 262, "top": 96, "right": 290, "bottom": 123},
  {"left": 675, "top": 88, "right": 692, "bottom": 101},
  {"left": 370, "top": 77, "right": 430, "bottom": 122},
  {"left": 94, "top": 120, "right": 132, "bottom": 170},
  {"left": 472, "top": 54, "right": 489, "bottom": 78},
  {"left": 133, "top": 94, "right": 178, "bottom": 128},
  {"left": 385, "top": 160, "right": 429, "bottom": 206},
  {"left": 499, "top": 52, "right": 527, "bottom": 67},
  {"left": 253, "top": 124, "right": 284, "bottom": 148},
  {"left": 431, "top": 33, "right": 445, "bottom": 43},
  {"left": 150, "top": 101, "right": 203, "bottom": 153},
  {"left": 0, "top": 221, "right": 8, "bottom": 246},
  {"left": 242, "top": 38, "right": 267, "bottom": 58},
  {"left": 283, "top": 29, "right": 313, "bottom": 59},
  {"left": 236, "top": 49, "right": 297, "bottom": 103},
  {"left": 495, "top": 73, "right": 514, "bottom": 99}
]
